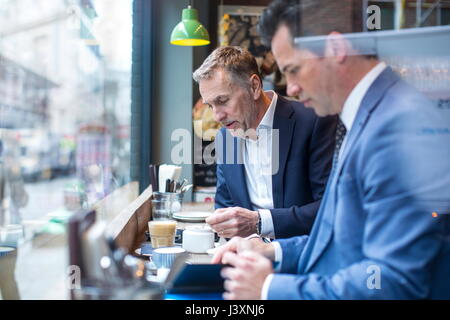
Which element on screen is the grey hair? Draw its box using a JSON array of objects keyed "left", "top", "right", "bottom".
[{"left": 193, "top": 46, "right": 261, "bottom": 88}]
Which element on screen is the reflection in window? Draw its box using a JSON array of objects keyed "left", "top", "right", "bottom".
[
  {"left": 0, "top": 0, "right": 132, "bottom": 299},
  {"left": 0, "top": 0, "right": 132, "bottom": 219},
  {"left": 0, "top": 0, "right": 133, "bottom": 299}
]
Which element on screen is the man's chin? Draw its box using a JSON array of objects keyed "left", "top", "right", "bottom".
[
  {"left": 310, "top": 104, "right": 332, "bottom": 117},
  {"left": 229, "top": 128, "right": 247, "bottom": 139},
  {"left": 314, "top": 109, "right": 328, "bottom": 117}
]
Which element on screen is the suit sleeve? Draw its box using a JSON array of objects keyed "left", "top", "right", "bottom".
[
  {"left": 214, "top": 163, "right": 236, "bottom": 209},
  {"left": 267, "top": 107, "right": 450, "bottom": 299},
  {"left": 270, "top": 115, "right": 337, "bottom": 238},
  {"left": 275, "top": 236, "right": 309, "bottom": 273}
]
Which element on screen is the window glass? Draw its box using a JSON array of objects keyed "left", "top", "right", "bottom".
[{"left": 0, "top": 0, "right": 132, "bottom": 299}]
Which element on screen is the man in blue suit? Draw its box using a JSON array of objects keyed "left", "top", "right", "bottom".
[
  {"left": 193, "top": 46, "right": 337, "bottom": 239},
  {"left": 213, "top": 0, "right": 450, "bottom": 299}
]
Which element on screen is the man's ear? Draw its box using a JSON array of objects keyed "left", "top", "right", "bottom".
[
  {"left": 324, "top": 31, "right": 348, "bottom": 64},
  {"left": 249, "top": 74, "right": 262, "bottom": 100}
]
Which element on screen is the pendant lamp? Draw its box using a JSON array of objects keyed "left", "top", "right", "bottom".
[{"left": 170, "top": 5, "right": 210, "bottom": 46}]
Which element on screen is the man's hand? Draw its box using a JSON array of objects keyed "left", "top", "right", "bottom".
[
  {"left": 211, "top": 236, "right": 275, "bottom": 264},
  {"left": 206, "top": 207, "right": 259, "bottom": 238},
  {"left": 221, "top": 250, "right": 274, "bottom": 300}
]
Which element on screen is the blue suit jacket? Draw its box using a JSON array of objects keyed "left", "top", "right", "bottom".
[
  {"left": 214, "top": 95, "right": 337, "bottom": 238},
  {"left": 269, "top": 67, "right": 450, "bottom": 299}
]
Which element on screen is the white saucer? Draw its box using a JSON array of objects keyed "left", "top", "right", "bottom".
[
  {"left": 134, "top": 248, "right": 151, "bottom": 256},
  {"left": 172, "top": 211, "right": 212, "bottom": 222}
]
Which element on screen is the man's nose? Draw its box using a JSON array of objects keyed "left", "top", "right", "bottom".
[
  {"left": 287, "top": 82, "right": 302, "bottom": 98},
  {"left": 213, "top": 109, "right": 227, "bottom": 122}
]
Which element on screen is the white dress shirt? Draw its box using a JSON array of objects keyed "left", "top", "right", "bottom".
[
  {"left": 261, "top": 62, "right": 388, "bottom": 300},
  {"left": 338, "top": 62, "right": 387, "bottom": 159},
  {"left": 242, "top": 91, "right": 278, "bottom": 238}
]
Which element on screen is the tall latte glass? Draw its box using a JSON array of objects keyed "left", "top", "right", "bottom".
[{"left": 148, "top": 220, "right": 177, "bottom": 248}]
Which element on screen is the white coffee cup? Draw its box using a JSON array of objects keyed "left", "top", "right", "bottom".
[{"left": 182, "top": 227, "right": 215, "bottom": 253}]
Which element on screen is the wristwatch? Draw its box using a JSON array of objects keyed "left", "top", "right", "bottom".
[{"left": 255, "top": 211, "right": 262, "bottom": 236}]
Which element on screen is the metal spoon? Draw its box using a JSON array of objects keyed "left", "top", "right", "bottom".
[{"left": 181, "top": 184, "right": 193, "bottom": 194}]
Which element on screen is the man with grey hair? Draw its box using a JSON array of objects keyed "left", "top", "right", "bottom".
[{"left": 194, "top": 46, "right": 337, "bottom": 239}]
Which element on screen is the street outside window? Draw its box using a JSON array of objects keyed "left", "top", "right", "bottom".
[{"left": 0, "top": 0, "right": 132, "bottom": 299}]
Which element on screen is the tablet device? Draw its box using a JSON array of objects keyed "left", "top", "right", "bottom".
[{"left": 164, "top": 253, "right": 227, "bottom": 293}]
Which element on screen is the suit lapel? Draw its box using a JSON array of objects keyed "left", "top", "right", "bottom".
[
  {"left": 299, "top": 167, "right": 338, "bottom": 273},
  {"left": 222, "top": 137, "right": 253, "bottom": 209},
  {"left": 335, "top": 68, "right": 401, "bottom": 177},
  {"left": 272, "top": 98, "right": 295, "bottom": 208},
  {"left": 303, "top": 67, "right": 401, "bottom": 272}
]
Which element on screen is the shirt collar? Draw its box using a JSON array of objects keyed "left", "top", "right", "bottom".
[
  {"left": 243, "top": 91, "right": 278, "bottom": 142},
  {"left": 340, "top": 62, "right": 387, "bottom": 132},
  {"left": 258, "top": 90, "right": 278, "bottom": 130}
]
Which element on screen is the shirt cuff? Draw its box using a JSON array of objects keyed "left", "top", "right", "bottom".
[
  {"left": 272, "top": 241, "right": 283, "bottom": 272},
  {"left": 261, "top": 273, "right": 274, "bottom": 300},
  {"left": 258, "top": 209, "right": 275, "bottom": 238}
]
